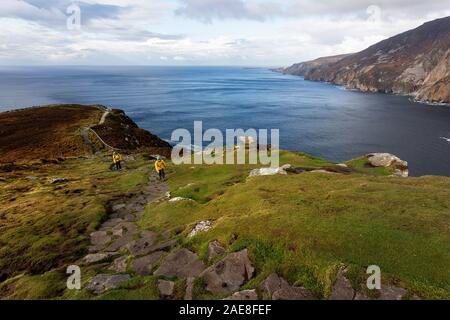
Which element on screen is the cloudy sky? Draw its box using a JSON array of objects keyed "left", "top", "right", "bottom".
[{"left": 1, "top": 0, "right": 449, "bottom": 66}]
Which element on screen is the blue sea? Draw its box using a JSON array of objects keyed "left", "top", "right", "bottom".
[{"left": 0, "top": 65, "right": 449, "bottom": 176}]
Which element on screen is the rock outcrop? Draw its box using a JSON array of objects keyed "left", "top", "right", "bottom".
[
  {"left": 201, "top": 249, "right": 255, "bottom": 295},
  {"left": 259, "top": 273, "right": 316, "bottom": 300},
  {"left": 223, "top": 289, "right": 258, "bottom": 300},
  {"left": 280, "top": 17, "right": 450, "bottom": 104},
  {"left": 86, "top": 274, "right": 131, "bottom": 294},
  {"left": 367, "top": 153, "right": 408, "bottom": 177},
  {"left": 154, "top": 249, "right": 206, "bottom": 279}
]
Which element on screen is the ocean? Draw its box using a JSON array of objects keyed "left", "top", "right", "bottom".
[{"left": 0, "top": 65, "right": 449, "bottom": 176}]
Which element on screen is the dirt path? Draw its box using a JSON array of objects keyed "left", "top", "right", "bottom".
[
  {"left": 80, "top": 109, "right": 112, "bottom": 155},
  {"left": 98, "top": 110, "right": 110, "bottom": 125}
]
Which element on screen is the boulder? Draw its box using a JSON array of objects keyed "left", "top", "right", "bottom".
[
  {"left": 201, "top": 249, "right": 255, "bottom": 295},
  {"left": 224, "top": 289, "right": 258, "bottom": 300},
  {"left": 83, "top": 252, "right": 118, "bottom": 264},
  {"left": 125, "top": 231, "right": 158, "bottom": 256},
  {"left": 207, "top": 241, "right": 226, "bottom": 260},
  {"left": 259, "top": 273, "right": 316, "bottom": 300},
  {"left": 329, "top": 268, "right": 355, "bottom": 300},
  {"left": 354, "top": 285, "right": 408, "bottom": 300},
  {"left": 154, "top": 249, "right": 206, "bottom": 279},
  {"left": 108, "top": 256, "right": 128, "bottom": 273},
  {"left": 90, "top": 231, "right": 111, "bottom": 247},
  {"left": 249, "top": 167, "right": 288, "bottom": 177},
  {"left": 158, "top": 280, "right": 175, "bottom": 297},
  {"left": 86, "top": 274, "right": 130, "bottom": 294},
  {"left": 132, "top": 251, "right": 165, "bottom": 276},
  {"left": 367, "top": 153, "right": 408, "bottom": 177},
  {"left": 188, "top": 220, "right": 212, "bottom": 238}
]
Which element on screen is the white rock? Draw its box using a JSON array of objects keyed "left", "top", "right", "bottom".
[
  {"left": 249, "top": 167, "right": 288, "bottom": 177},
  {"left": 188, "top": 220, "right": 212, "bottom": 237},
  {"left": 169, "top": 197, "right": 193, "bottom": 202},
  {"left": 367, "top": 153, "right": 407, "bottom": 168}
]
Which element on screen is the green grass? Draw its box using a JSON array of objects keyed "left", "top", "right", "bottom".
[
  {"left": 1, "top": 150, "right": 449, "bottom": 300},
  {"left": 0, "top": 155, "right": 150, "bottom": 298},
  {"left": 139, "top": 155, "right": 450, "bottom": 299}
]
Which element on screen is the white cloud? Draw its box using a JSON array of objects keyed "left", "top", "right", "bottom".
[{"left": 0, "top": 0, "right": 449, "bottom": 66}]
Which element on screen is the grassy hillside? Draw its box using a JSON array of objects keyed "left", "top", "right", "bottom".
[
  {"left": 1, "top": 150, "right": 448, "bottom": 299},
  {"left": 138, "top": 152, "right": 450, "bottom": 299}
]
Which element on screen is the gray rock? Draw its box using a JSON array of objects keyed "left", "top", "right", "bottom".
[
  {"left": 83, "top": 252, "right": 118, "bottom": 264},
  {"left": 201, "top": 249, "right": 255, "bottom": 295},
  {"left": 112, "top": 203, "right": 126, "bottom": 211},
  {"left": 90, "top": 231, "right": 111, "bottom": 247},
  {"left": 259, "top": 273, "right": 316, "bottom": 300},
  {"left": 132, "top": 251, "right": 165, "bottom": 276},
  {"left": 106, "top": 234, "right": 135, "bottom": 252},
  {"left": 354, "top": 285, "right": 408, "bottom": 300},
  {"left": 154, "top": 248, "right": 206, "bottom": 279},
  {"left": 158, "top": 280, "right": 175, "bottom": 297},
  {"left": 148, "top": 239, "right": 178, "bottom": 252},
  {"left": 100, "top": 218, "right": 124, "bottom": 229},
  {"left": 184, "top": 277, "right": 195, "bottom": 300},
  {"left": 379, "top": 286, "right": 408, "bottom": 300},
  {"left": 86, "top": 274, "right": 131, "bottom": 294},
  {"left": 188, "top": 220, "right": 212, "bottom": 238},
  {"left": 224, "top": 289, "right": 258, "bottom": 300},
  {"left": 207, "top": 240, "right": 226, "bottom": 260},
  {"left": 329, "top": 268, "right": 355, "bottom": 300},
  {"left": 108, "top": 256, "right": 128, "bottom": 273},
  {"left": 125, "top": 231, "right": 158, "bottom": 256}
]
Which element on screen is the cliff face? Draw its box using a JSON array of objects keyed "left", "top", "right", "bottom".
[{"left": 281, "top": 16, "right": 450, "bottom": 103}]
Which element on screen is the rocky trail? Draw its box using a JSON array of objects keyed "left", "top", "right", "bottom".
[{"left": 80, "top": 160, "right": 415, "bottom": 300}]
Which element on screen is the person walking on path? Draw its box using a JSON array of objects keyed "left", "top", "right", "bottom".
[
  {"left": 112, "top": 151, "right": 123, "bottom": 171},
  {"left": 154, "top": 156, "right": 166, "bottom": 180}
]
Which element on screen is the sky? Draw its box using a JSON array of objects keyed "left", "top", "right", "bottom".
[{"left": 1, "top": 0, "right": 449, "bottom": 66}]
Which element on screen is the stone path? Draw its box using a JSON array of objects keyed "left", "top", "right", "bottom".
[{"left": 83, "top": 171, "right": 172, "bottom": 294}]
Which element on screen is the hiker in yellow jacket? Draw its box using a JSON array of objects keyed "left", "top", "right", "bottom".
[
  {"left": 154, "top": 156, "right": 166, "bottom": 180},
  {"left": 112, "top": 151, "right": 122, "bottom": 171}
]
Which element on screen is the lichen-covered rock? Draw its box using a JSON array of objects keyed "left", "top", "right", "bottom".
[
  {"left": 132, "top": 251, "right": 165, "bottom": 276},
  {"left": 83, "top": 252, "right": 118, "bottom": 264},
  {"left": 188, "top": 221, "right": 212, "bottom": 238},
  {"left": 259, "top": 273, "right": 316, "bottom": 300},
  {"left": 329, "top": 268, "right": 355, "bottom": 300},
  {"left": 201, "top": 249, "right": 255, "bottom": 295},
  {"left": 154, "top": 249, "right": 206, "bottom": 279},
  {"left": 86, "top": 274, "right": 130, "bottom": 294},
  {"left": 158, "top": 280, "right": 175, "bottom": 297},
  {"left": 224, "top": 289, "right": 258, "bottom": 300},
  {"left": 125, "top": 231, "right": 158, "bottom": 256},
  {"left": 207, "top": 240, "right": 226, "bottom": 260},
  {"left": 108, "top": 256, "right": 128, "bottom": 273}
]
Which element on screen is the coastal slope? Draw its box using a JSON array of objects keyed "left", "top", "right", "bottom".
[
  {"left": 280, "top": 16, "right": 450, "bottom": 103},
  {"left": 0, "top": 104, "right": 171, "bottom": 163}
]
